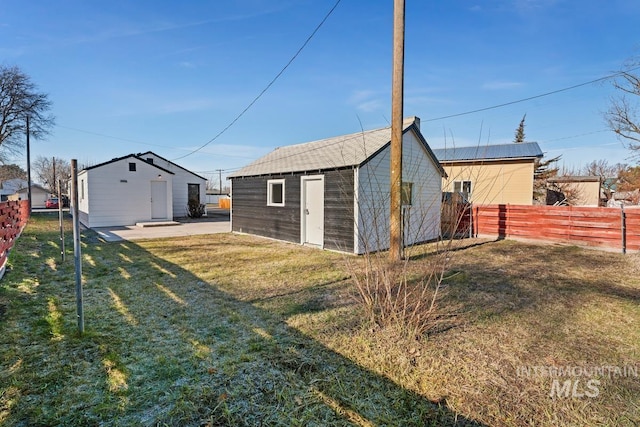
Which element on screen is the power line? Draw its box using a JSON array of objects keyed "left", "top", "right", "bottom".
[
  {"left": 424, "top": 66, "right": 640, "bottom": 122},
  {"left": 172, "top": 0, "right": 343, "bottom": 161}
]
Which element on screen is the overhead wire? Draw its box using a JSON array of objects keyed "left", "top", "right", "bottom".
[
  {"left": 171, "top": 0, "right": 343, "bottom": 161},
  {"left": 423, "top": 66, "right": 640, "bottom": 122}
]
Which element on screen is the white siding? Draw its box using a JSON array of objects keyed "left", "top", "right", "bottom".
[
  {"left": 356, "top": 129, "right": 442, "bottom": 254},
  {"left": 142, "top": 153, "right": 206, "bottom": 218},
  {"left": 80, "top": 158, "right": 173, "bottom": 228},
  {"left": 16, "top": 187, "right": 49, "bottom": 207}
]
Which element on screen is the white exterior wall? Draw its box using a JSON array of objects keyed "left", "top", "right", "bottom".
[
  {"left": 79, "top": 158, "right": 173, "bottom": 228},
  {"left": 142, "top": 153, "right": 206, "bottom": 218},
  {"left": 356, "top": 129, "right": 442, "bottom": 254},
  {"left": 15, "top": 187, "right": 49, "bottom": 207}
]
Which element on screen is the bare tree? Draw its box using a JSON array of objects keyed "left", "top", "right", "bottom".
[
  {"left": 582, "top": 159, "right": 627, "bottom": 199},
  {"left": 33, "top": 156, "right": 71, "bottom": 194},
  {"left": 0, "top": 66, "right": 55, "bottom": 161},
  {"left": 582, "top": 159, "right": 627, "bottom": 177},
  {"left": 605, "top": 59, "right": 640, "bottom": 157}
]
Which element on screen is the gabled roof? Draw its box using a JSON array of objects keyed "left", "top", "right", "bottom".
[
  {"left": 82, "top": 153, "right": 175, "bottom": 175},
  {"left": 432, "top": 142, "right": 543, "bottom": 162},
  {"left": 228, "top": 117, "right": 445, "bottom": 178},
  {"left": 16, "top": 183, "right": 49, "bottom": 193},
  {"left": 138, "top": 151, "right": 206, "bottom": 180}
]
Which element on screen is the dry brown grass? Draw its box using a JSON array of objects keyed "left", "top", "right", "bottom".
[{"left": 1, "top": 214, "right": 639, "bottom": 426}]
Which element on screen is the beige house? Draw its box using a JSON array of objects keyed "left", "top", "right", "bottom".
[
  {"left": 432, "top": 142, "right": 543, "bottom": 205},
  {"left": 547, "top": 176, "right": 603, "bottom": 206},
  {"left": 8, "top": 184, "right": 50, "bottom": 207}
]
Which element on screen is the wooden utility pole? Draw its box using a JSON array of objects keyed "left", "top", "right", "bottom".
[
  {"left": 52, "top": 157, "right": 57, "bottom": 191},
  {"left": 389, "top": 0, "right": 405, "bottom": 262}
]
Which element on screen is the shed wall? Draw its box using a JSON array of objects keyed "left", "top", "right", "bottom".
[
  {"left": 80, "top": 158, "right": 173, "bottom": 227},
  {"left": 142, "top": 153, "right": 206, "bottom": 218},
  {"left": 231, "top": 169, "right": 355, "bottom": 252},
  {"left": 357, "top": 129, "right": 442, "bottom": 254}
]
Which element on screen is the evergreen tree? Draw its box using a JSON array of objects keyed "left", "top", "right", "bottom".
[{"left": 514, "top": 114, "right": 527, "bottom": 143}]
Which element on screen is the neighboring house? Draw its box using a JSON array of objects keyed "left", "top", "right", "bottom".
[
  {"left": 1, "top": 179, "right": 28, "bottom": 201},
  {"left": 137, "top": 151, "right": 207, "bottom": 218},
  {"left": 76, "top": 154, "right": 175, "bottom": 228},
  {"left": 8, "top": 184, "right": 50, "bottom": 207},
  {"left": 432, "top": 142, "right": 543, "bottom": 205},
  {"left": 547, "top": 175, "right": 603, "bottom": 207},
  {"left": 228, "top": 117, "right": 445, "bottom": 254},
  {"left": 609, "top": 189, "right": 640, "bottom": 207},
  {"left": 2, "top": 178, "right": 28, "bottom": 193}
]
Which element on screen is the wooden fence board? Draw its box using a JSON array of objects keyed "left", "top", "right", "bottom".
[
  {"left": 466, "top": 204, "right": 639, "bottom": 253},
  {"left": 0, "top": 200, "right": 31, "bottom": 278}
]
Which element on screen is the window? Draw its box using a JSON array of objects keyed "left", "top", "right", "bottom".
[
  {"left": 188, "top": 183, "right": 200, "bottom": 203},
  {"left": 146, "top": 158, "right": 154, "bottom": 164},
  {"left": 401, "top": 182, "right": 413, "bottom": 206},
  {"left": 453, "top": 180, "right": 472, "bottom": 196},
  {"left": 129, "top": 162, "right": 136, "bottom": 172},
  {"left": 267, "top": 179, "right": 285, "bottom": 206},
  {"left": 81, "top": 179, "right": 85, "bottom": 200}
]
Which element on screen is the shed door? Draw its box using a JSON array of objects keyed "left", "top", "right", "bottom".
[
  {"left": 151, "top": 181, "right": 168, "bottom": 219},
  {"left": 301, "top": 176, "right": 324, "bottom": 247}
]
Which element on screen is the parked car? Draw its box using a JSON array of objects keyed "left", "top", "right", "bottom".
[{"left": 45, "top": 197, "right": 59, "bottom": 209}]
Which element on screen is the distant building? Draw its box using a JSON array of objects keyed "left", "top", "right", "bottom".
[{"left": 432, "top": 142, "right": 544, "bottom": 205}]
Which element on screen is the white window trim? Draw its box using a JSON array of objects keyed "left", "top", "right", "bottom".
[
  {"left": 267, "top": 179, "right": 285, "bottom": 207},
  {"left": 453, "top": 180, "right": 472, "bottom": 195}
]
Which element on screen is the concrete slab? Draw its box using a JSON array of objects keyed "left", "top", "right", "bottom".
[{"left": 91, "top": 212, "right": 230, "bottom": 242}]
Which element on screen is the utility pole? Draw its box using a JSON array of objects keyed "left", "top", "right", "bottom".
[
  {"left": 389, "top": 0, "right": 405, "bottom": 262},
  {"left": 26, "top": 116, "right": 32, "bottom": 212},
  {"left": 52, "top": 157, "right": 56, "bottom": 196},
  {"left": 217, "top": 169, "right": 223, "bottom": 194}
]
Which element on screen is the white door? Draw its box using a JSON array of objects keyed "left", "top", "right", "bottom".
[
  {"left": 302, "top": 176, "right": 324, "bottom": 247},
  {"left": 151, "top": 181, "right": 168, "bottom": 219}
]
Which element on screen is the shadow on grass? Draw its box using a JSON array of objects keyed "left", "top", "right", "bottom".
[{"left": 1, "top": 215, "right": 485, "bottom": 426}]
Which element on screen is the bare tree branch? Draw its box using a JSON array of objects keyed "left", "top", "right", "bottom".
[{"left": 0, "top": 65, "right": 55, "bottom": 160}]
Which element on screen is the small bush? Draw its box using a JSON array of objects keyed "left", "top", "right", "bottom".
[{"left": 187, "top": 199, "right": 206, "bottom": 218}]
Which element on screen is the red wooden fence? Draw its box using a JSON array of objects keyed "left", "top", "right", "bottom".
[
  {"left": 0, "top": 200, "right": 31, "bottom": 278},
  {"left": 468, "top": 204, "right": 640, "bottom": 253}
]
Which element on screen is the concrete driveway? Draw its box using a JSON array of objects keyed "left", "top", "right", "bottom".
[{"left": 91, "top": 209, "right": 230, "bottom": 242}]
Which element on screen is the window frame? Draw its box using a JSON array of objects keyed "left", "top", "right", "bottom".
[
  {"left": 267, "top": 179, "right": 285, "bottom": 207},
  {"left": 453, "top": 180, "right": 472, "bottom": 196},
  {"left": 187, "top": 183, "right": 200, "bottom": 203}
]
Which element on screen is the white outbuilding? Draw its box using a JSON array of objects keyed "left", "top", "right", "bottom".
[{"left": 76, "top": 152, "right": 206, "bottom": 228}]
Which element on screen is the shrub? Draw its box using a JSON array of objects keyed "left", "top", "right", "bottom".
[{"left": 187, "top": 199, "right": 206, "bottom": 218}]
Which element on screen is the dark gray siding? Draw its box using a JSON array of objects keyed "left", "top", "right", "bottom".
[
  {"left": 231, "top": 168, "right": 355, "bottom": 253},
  {"left": 231, "top": 175, "right": 300, "bottom": 243},
  {"left": 324, "top": 169, "right": 354, "bottom": 252}
]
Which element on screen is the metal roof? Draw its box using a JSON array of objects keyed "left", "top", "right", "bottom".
[
  {"left": 432, "top": 141, "right": 543, "bottom": 162},
  {"left": 228, "top": 117, "right": 443, "bottom": 178}
]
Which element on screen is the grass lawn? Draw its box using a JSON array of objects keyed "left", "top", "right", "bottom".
[{"left": 1, "top": 213, "right": 639, "bottom": 426}]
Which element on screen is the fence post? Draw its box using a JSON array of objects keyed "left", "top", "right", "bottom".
[
  {"left": 621, "top": 206, "right": 626, "bottom": 254},
  {"left": 71, "top": 159, "right": 84, "bottom": 334}
]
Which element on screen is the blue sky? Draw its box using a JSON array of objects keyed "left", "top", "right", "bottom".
[{"left": 2, "top": 0, "right": 639, "bottom": 184}]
